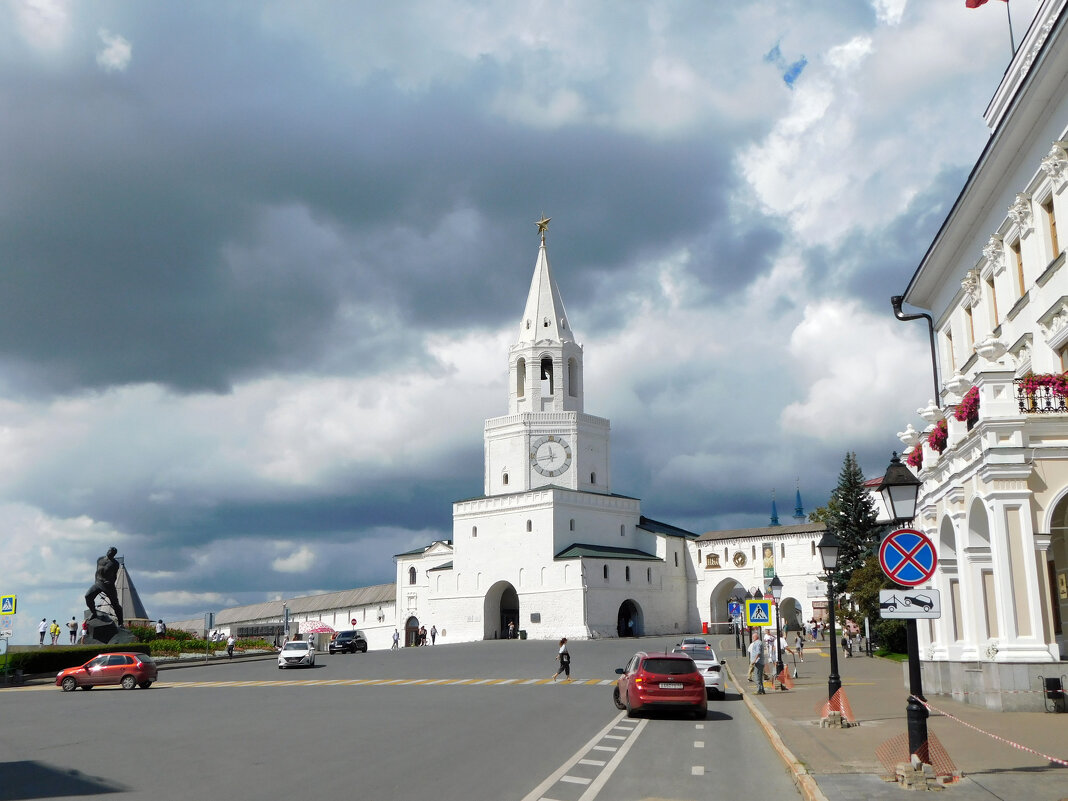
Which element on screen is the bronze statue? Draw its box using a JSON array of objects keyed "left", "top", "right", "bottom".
[{"left": 85, "top": 546, "right": 123, "bottom": 626}]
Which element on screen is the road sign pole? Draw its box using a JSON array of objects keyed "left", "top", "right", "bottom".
[{"left": 905, "top": 618, "right": 929, "bottom": 761}]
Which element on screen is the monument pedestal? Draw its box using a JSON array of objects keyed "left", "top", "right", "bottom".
[{"left": 84, "top": 615, "right": 136, "bottom": 646}]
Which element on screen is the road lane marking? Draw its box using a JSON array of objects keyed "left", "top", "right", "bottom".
[
  {"left": 561, "top": 776, "right": 592, "bottom": 785},
  {"left": 692, "top": 766, "right": 705, "bottom": 775},
  {"left": 591, "top": 745, "right": 616, "bottom": 752},
  {"left": 694, "top": 740, "right": 704, "bottom": 748},
  {"left": 577, "top": 759, "right": 605, "bottom": 767}
]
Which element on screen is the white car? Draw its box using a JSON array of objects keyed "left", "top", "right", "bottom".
[
  {"left": 672, "top": 644, "right": 725, "bottom": 699},
  {"left": 277, "top": 640, "right": 316, "bottom": 669}
]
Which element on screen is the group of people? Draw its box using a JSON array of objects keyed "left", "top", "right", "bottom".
[
  {"left": 390, "top": 625, "right": 438, "bottom": 648},
  {"left": 746, "top": 630, "right": 795, "bottom": 693},
  {"left": 38, "top": 617, "right": 86, "bottom": 646}
]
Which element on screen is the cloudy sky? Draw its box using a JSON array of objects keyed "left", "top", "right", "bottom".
[{"left": 1, "top": 0, "right": 1039, "bottom": 642}]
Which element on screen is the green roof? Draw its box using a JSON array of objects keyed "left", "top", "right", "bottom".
[
  {"left": 554, "top": 543, "right": 661, "bottom": 561},
  {"left": 638, "top": 516, "right": 699, "bottom": 540}
]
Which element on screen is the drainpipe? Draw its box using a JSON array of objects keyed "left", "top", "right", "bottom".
[
  {"left": 581, "top": 562, "right": 593, "bottom": 639},
  {"left": 891, "top": 296, "right": 941, "bottom": 407}
]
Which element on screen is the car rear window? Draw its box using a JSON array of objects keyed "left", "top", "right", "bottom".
[
  {"left": 642, "top": 657, "right": 696, "bottom": 675},
  {"left": 138, "top": 655, "right": 155, "bottom": 664}
]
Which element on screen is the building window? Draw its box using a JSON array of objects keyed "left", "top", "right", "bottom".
[
  {"left": 1011, "top": 238, "right": 1025, "bottom": 297},
  {"left": 1044, "top": 197, "right": 1060, "bottom": 259},
  {"left": 503, "top": 473, "right": 509, "bottom": 486},
  {"left": 570, "top": 519, "right": 575, "bottom": 531},
  {"left": 944, "top": 329, "right": 956, "bottom": 372},
  {"left": 526, "top": 520, "right": 532, "bottom": 532},
  {"left": 674, "top": 552, "right": 678, "bottom": 568},
  {"left": 964, "top": 305, "right": 975, "bottom": 351},
  {"left": 781, "top": 543, "right": 785, "bottom": 559},
  {"left": 408, "top": 566, "right": 416, "bottom": 585},
  {"left": 620, "top": 524, "right": 625, "bottom": 537},
  {"left": 697, "top": 548, "right": 702, "bottom": 564},
  {"left": 590, "top": 472, "right": 596, "bottom": 484},
  {"left": 472, "top": 526, "right": 477, "bottom": 538},
  {"left": 603, "top": 564, "right": 609, "bottom": 581},
  {"left": 1059, "top": 343, "right": 1068, "bottom": 372},
  {"left": 625, "top": 566, "right": 631, "bottom": 582},
  {"left": 567, "top": 358, "right": 578, "bottom": 397},
  {"left": 751, "top": 545, "right": 756, "bottom": 560},
  {"left": 811, "top": 540, "right": 816, "bottom": 556},
  {"left": 646, "top": 567, "right": 651, "bottom": 583},
  {"left": 516, "top": 358, "right": 525, "bottom": 398}
]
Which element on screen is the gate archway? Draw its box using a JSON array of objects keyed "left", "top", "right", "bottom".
[
  {"left": 404, "top": 616, "right": 419, "bottom": 647},
  {"left": 617, "top": 599, "right": 643, "bottom": 637},
  {"left": 484, "top": 581, "right": 519, "bottom": 639}
]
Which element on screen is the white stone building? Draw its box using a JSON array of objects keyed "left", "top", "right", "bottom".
[{"left": 893, "top": 0, "right": 1068, "bottom": 709}]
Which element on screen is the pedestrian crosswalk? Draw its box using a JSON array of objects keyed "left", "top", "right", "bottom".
[{"left": 0, "top": 676, "right": 620, "bottom": 692}]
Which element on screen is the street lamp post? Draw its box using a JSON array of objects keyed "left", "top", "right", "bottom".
[
  {"left": 770, "top": 575, "right": 784, "bottom": 689},
  {"left": 817, "top": 531, "right": 842, "bottom": 703},
  {"left": 875, "top": 452, "right": 927, "bottom": 762}
]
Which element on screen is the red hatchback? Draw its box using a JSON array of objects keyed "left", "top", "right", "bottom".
[
  {"left": 56, "top": 652, "right": 158, "bottom": 691},
  {"left": 614, "top": 651, "right": 707, "bottom": 719}
]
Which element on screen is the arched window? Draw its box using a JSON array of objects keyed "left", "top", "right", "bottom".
[
  {"left": 625, "top": 566, "right": 631, "bottom": 582},
  {"left": 603, "top": 564, "right": 609, "bottom": 581},
  {"left": 646, "top": 567, "right": 652, "bottom": 583},
  {"left": 567, "top": 358, "right": 578, "bottom": 397},
  {"left": 697, "top": 548, "right": 701, "bottom": 563},
  {"left": 591, "top": 472, "right": 596, "bottom": 484},
  {"left": 503, "top": 473, "right": 509, "bottom": 486},
  {"left": 781, "top": 543, "right": 785, "bottom": 558},
  {"left": 516, "top": 358, "right": 526, "bottom": 398},
  {"left": 569, "top": 519, "right": 575, "bottom": 531},
  {"left": 472, "top": 526, "right": 477, "bottom": 538},
  {"left": 620, "top": 524, "right": 625, "bottom": 537},
  {"left": 540, "top": 357, "right": 554, "bottom": 395},
  {"left": 408, "top": 566, "right": 416, "bottom": 585},
  {"left": 526, "top": 520, "right": 532, "bottom": 532},
  {"left": 674, "top": 552, "right": 678, "bottom": 567}
]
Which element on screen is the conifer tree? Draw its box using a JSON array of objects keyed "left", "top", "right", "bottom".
[{"left": 826, "top": 452, "right": 881, "bottom": 587}]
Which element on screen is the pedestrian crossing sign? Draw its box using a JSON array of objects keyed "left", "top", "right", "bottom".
[
  {"left": 1, "top": 595, "right": 15, "bottom": 615},
  {"left": 745, "top": 599, "right": 772, "bottom": 627}
]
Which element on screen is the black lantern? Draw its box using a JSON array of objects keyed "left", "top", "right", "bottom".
[
  {"left": 876, "top": 452, "right": 921, "bottom": 526},
  {"left": 769, "top": 575, "right": 784, "bottom": 688},
  {"left": 817, "top": 531, "right": 842, "bottom": 702},
  {"left": 817, "top": 531, "right": 840, "bottom": 574}
]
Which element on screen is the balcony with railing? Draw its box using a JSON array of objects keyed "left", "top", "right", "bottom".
[{"left": 1014, "top": 377, "right": 1068, "bottom": 414}]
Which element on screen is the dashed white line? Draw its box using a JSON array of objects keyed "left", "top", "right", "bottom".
[
  {"left": 692, "top": 766, "right": 705, "bottom": 776},
  {"left": 577, "top": 759, "right": 606, "bottom": 767},
  {"left": 561, "top": 776, "right": 592, "bottom": 785},
  {"left": 694, "top": 741, "right": 704, "bottom": 748}
]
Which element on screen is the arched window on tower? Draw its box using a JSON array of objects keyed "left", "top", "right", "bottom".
[
  {"left": 540, "top": 357, "right": 554, "bottom": 395},
  {"left": 408, "top": 566, "right": 416, "bottom": 585},
  {"left": 567, "top": 358, "right": 578, "bottom": 397},
  {"left": 516, "top": 358, "right": 526, "bottom": 398}
]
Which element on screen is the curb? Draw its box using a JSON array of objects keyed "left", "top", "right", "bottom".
[{"left": 725, "top": 661, "right": 830, "bottom": 801}]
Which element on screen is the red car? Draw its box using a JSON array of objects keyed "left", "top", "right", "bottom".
[
  {"left": 56, "top": 652, "right": 158, "bottom": 691},
  {"left": 613, "top": 651, "right": 707, "bottom": 719}
]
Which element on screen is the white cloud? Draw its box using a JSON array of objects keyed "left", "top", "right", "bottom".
[
  {"left": 11, "top": 0, "right": 71, "bottom": 52},
  {"left": 871, "top": 0, "right": 908, "bottom": 27},
  {"left": 272, "top": 545, "right": 316, "bottom": 573},
  {"left": 96, "top": 27, "right": 131, "bottom": 72}
]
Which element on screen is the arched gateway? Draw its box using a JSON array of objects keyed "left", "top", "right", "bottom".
[
  {"left": 484, "top": 581, "right": 519, "bottom": 639},
  {"left": 617, "top": 599, "right": 643, "bottom": 637}
]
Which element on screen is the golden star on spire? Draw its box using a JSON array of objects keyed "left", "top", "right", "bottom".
[{"left": 535, "top": 215, "right": 551, "bottom": 241}]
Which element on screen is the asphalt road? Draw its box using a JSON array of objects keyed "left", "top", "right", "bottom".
[{"left": 0, "top": 633, "right": 801, "bottom": 801}]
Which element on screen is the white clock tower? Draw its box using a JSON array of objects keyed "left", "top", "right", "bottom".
[{"left": 483, "top": 218, "right": 611, "bottom": 496}]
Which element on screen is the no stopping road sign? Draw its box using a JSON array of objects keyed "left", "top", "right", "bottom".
[{"left": 879, "top": 528, "right": 937, "bottom": 587}]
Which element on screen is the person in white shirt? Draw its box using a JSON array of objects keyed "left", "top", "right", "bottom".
[{"left": 747, "top": 632, "right": 767, "bottom": 695}]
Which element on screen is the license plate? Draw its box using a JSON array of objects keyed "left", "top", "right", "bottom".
[{"left": 659, "top": 682, "right": 683, "bottom": 689}]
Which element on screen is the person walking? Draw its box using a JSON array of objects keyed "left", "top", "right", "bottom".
[
  {"left": 79, "top": 619, "right": 87, "bottom": 644},
  {"left": 552, "top": 637, "right": 571, "bottom": 682},
  {"left": 391, "top": 628, "right": 400, "bottom": 650},
  {"left": 430, "top": 625, "right": 437, "bottom": 645},
  {"left": 38, "top": 618, "right": 47, "bottom": 646},
  {"left": 155, "top": 619, "right": 166, "bottom": 636},
  {"left": 794, "top": 631, "right": 805, "bottom": 663},
  {"left": 748, "top": 632, "right": 767, "bottom": 694},
  {"left": 226, "top": 634, "right": 236, "bottom": 659},
  {"left": 49, "top": 619, "right": 61, "bottom": 645}
]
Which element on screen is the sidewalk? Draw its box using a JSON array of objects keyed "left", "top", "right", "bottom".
[{"left": 721, "top": 639, "right": 1067, "bottom": 801}]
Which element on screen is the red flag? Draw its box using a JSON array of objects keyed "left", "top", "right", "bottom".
[{"left": 966, "top": 0, "right": 1007, "bottom": 7}]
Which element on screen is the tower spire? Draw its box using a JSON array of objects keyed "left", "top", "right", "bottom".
[
  {"left": 517, "top": 215, "right": 571, "bottom": 345},
  {"left": 770, "top": 490, "right": 780, "bottom": 527}
]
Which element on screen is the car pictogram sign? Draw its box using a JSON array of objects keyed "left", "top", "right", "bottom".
[
  {"left": 879, "top": 528, "right": 937, "bottom": 587},
  {"left": 745, "top": 599, "right": 772, "bottom": 627}
]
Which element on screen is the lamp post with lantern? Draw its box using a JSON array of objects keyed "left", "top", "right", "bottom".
[
  {"left": 769, "top": 574, "right": 784, "bottom": 689},
  {"left": 816, "top": 531, "right": 842, "bottom": 703},
  {"left": 875, "top": 452, "right": 927, "bottom": 762}
]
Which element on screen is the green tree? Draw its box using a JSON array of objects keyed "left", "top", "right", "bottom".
[
  {"left": 826, "top": 452, "right": 881, "bottom": 587},
  {"left": 846, "top": 554, "right": 906, "bottom": 653}
]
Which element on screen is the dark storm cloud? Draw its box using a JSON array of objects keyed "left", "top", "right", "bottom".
[
  {"left": 0, "top": 5, "right": 778, "bottom": 398},
  {"left": 802, "top": 165, "right": 970, "bottom": 313}
]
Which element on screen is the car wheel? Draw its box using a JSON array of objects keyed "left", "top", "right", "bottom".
[
  {"left": 61, "top": 677, "right": 78, "bottom": 692},
  {"left": 121, "top": 674, "right": 137, "bottom": 690},
  {"left": 359, "top": 643, "right": 367, "bottom": 653},
  {"left": 923, "top": 604, "right": 932, "bottom": 612},
  {"left": 139, "top": 682, "right": 152, "bottom": 689},
  {"left": 613, "top": 687, "right": 626, "bottom": 710},
  {"left": 625, "top": 695, "right": 638, "bottom": 719}
]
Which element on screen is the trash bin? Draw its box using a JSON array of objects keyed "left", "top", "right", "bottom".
[
  {"left": 519, "top": 630, "right": 527, "bottom": 640},
  {"left": 702, "top": 622, "right": 709, "bottom": 634}
]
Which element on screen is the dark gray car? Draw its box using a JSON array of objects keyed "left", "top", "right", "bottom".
[{"left": 328, "top": 630, "right": 368, "bottom": 654}]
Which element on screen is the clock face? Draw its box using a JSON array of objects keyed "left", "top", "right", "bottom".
[{"left": 530, "top": 435, "right": 572, "bottom": 477}]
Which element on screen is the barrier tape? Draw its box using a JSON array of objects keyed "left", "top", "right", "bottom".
[{"left": 910, "top": 696, "right": 1068, "bottom": 768}]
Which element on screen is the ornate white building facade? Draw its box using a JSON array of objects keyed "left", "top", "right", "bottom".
[{"left": 894, "top": 0, "right": 1068, "bottom": 710}]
